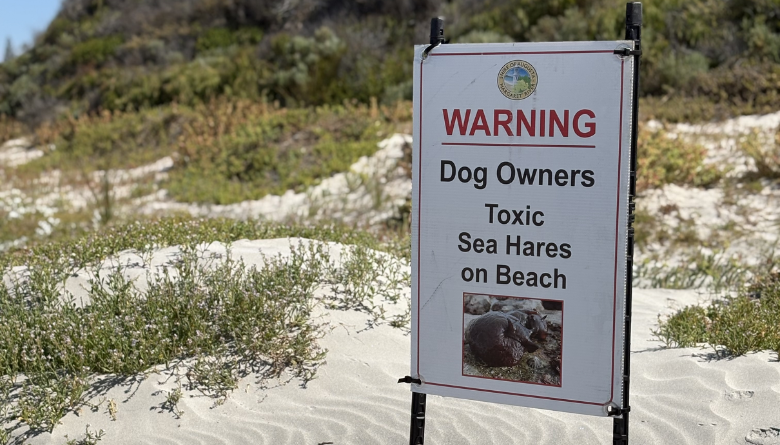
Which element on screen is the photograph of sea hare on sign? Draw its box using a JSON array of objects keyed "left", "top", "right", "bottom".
[{"left": 463, "top": 293, "right": 563, "bottom": 386}]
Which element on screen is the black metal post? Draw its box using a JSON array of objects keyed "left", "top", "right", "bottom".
[
  {"left": 406, "top": 17, "right": 445, "bottom": 445},
  {"left": 409, "top": 391, "right": 427, "bottom": 445},
  {"left": 430, "top": 18, "right": 444, "bottom": 45},
  {"left": 614, "top": 3, "right": 642, "bottom": 445}
]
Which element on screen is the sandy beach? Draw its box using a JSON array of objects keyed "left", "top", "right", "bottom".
[
  {"left": 3, "top": 2, "right": 780, "bottom": 443},
  {"left": 8, "top": 238, "right": 777, "bottom": 445},
  {"left": 3, "top": 120, "right": 780, "bottom": 443}
]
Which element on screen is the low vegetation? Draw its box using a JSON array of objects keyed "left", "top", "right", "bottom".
[
  {"left": 18, "top": 98, "right": 410, "bottom": 205},
  {"left": 1, "top": 2, "right": 779, "bottom": 440},
  {"left": 738, "top": 125, "right": 780, "bottom": 180},
  {"left": 635, "top": 124, "right": 722, "bottom": 193},
  {"left": 1, "top": 0, "right": 779, "bottom": 129},
  {"left": 653, "top": 272, "right": 780, "bottom": 359},
  {"left": 0, "top": 116, "right": 24, "bottom": 142},
  {"left": 0, "top": 217, "right": 411, "bottom": 273},
  {"left": 633, "top": 249, "right": 776, "bottom": 292},
  {"left": 0, "top": 217, "right": 411, "bottom": 443},
  {"left": 164, "top": 99, "right": 410, "bottom": 204},
  {"left": 0, "top": 0, "right": 422, "bottom": 125}
]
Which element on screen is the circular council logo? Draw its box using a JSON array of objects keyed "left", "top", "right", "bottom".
[{"left": 497, "top": 60, "right": 538, "bottom": 100}]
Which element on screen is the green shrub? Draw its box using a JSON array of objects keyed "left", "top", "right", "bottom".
[
  {"left": 196, "top": 28, "right": 235, "bottom": 52},
  {"left": 22, "top": 99, "right": 409, "bottom": 206},
  {"left": 4, "top": 0, "right": 780, "bottom": 125},
  {"left": 738, "top": 126, "right": 780, "bottom": 179},
  {"left": 166, "top": 101, "right": 403, "bottom": 204},
  {"left": 654, "top": 51, "right": 711, "bottom": 95},
  {"left": 6, "top": 74, "right": 41, "bottom": 113},
  {"left": 64, "top": 47, "right": 270, "bottom": 112},
  {"left": 267, "top": 27, "right": 346, "bottom": 106},
  {"left": 454, "top": 30, "right": 513, "bottom": 44},
  {"left": 0, "top": 242, "right": 324, "bottom": 435},
  {"left": 528, "top": 8, "right": 591, "bottom": 43},
  {"left": 196, "top": 27, "right": 263, "bottom": 52},
  {"left": 25, "top": 107, "right": 179, "bottom": 173},
  {"left": 0, "top": 216, "right": 410, "bottom": 440},
  {"left": 652, "top": 305, "right": 709, "bottom": 348},
  {"left": 0, "top": 114, "right": 26, "bottom": 141},
  {"left": 654, "top": 272, "right": 780, "bottom": 358},
  {"left": 706, "top": 296, "right": 772, "bottom": 356},
  {"left": 69, "top": 36, "right": 123, "bottom": 66},
  {"left": 637, "top": 124, "right": 722, "bottom": 192},
  {"left": 41, "top": 17, "right": 74, "bottom": 45},
  {"left": 161, "top": 59, "right": 223, "bottom": 104},
  {"left": 745, "top": 15, "right": 780, "bottom": 63}
]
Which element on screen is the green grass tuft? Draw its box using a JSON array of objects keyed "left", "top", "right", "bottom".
[
  {"left": 636, "top": 124, "right": 722, "bottom": 193},
  {"left": 0, "top": 217, "right": 410, "bottom": 442},
  {"left": 653, "top": 272, "right": 780, "bottom": 359},
  {"left": 738, "top": 126, "right": 780, "bottom": 180}
]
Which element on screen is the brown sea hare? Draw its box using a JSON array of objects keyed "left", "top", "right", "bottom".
[
  {"left": 465, "top": 312, "right": 540, "bottom": 367},
  {"left": 507, "top": 310, "right": 549, "bottom": 341}
]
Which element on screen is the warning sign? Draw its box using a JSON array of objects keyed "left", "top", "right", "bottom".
[{"left": 411, "top": 40, "right": 635, "bottom": 417}]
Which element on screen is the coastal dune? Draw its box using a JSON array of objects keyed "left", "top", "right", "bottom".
[{"left": 15, "top": 240, "right": 780, "bottom": 445}]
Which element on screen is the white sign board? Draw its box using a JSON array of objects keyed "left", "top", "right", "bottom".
[{"left": 411, "top": 40, "right": 635, "bottom": 417}]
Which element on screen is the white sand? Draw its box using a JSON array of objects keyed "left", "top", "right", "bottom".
[
  {"left": 647, "top": 110, "right": 780, "bottom": 177},
  {"left": 0, "top": 134, "right": 412, "bottom": 251},
  {"left": 9, "top": 239, "right": 779, "bottom": 445},
  {"left": 634, "top": 111, "right": 780, "bottom": 280},
  {"left": 0, "top": 138, "right": 44, "bottom": 168},
  {"left": 635, "top": 183, "right": 780, "bottom": 274},
  {"left": 135, "top": 134, "right": 413, "bottom": 226}
]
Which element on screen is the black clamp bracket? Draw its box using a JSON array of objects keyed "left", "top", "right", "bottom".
[
  {"left": 613, "top": 48, "right": 642, "bottom": 56},
  {"left": 398, "top": 376, "right": 422, "bottom": 385},
  {"left": 422, "top": 18, "right": 445, "bottom": 60},
  {"left": 607, "top": 405, "right": 631, "bottom": 417}
]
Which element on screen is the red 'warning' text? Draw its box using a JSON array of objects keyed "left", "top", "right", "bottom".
[{"left": 442, "top": 109, "right": 596, "bottom": 138}]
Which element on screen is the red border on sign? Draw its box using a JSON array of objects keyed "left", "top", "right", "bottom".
[
  {"left": 431, "top": 50, "right": 615, "bottom": 56},
  {"left": 415, "top": 51, "right": 628, "bottom": 408}
]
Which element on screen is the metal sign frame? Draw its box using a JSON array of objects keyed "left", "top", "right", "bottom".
[{"left": 400, "top": 3, "right": 642, "bottom": 444}]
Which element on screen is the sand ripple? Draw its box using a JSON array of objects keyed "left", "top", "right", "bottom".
[{"left": 16, "top": 250, "right": 780, "bottom": 445}]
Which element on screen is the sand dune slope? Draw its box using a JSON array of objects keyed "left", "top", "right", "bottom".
[{"left": 18, "top": 241, "right": 780, "bottom": 445}]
